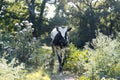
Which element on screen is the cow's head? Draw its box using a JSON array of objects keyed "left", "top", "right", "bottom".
[{"left": 51, "top": 26, "right": 72, "bottom": 48}]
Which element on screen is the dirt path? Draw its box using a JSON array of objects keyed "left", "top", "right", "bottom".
[
  {"left": 51, "top": 73, "right": 76, "bottom": 80},
  {"left": 42, "top": 46, "right": 78, "bottom": 80},
  {"left": 49, "top": 60, "right": 78, "bottom": 80}
]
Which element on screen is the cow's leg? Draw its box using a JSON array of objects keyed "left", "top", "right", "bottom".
[
  {"left": 56, "top": 48, "right": 63, "bottom": 72},
  {"left": 61, "top": 49, "right": 67, "bottom": 71},
  {"left": 49, "top": 45, "right": 56, "bottom": 71},
  {"left": 62, "top": 52, "right": 67, "bottom": 68}
]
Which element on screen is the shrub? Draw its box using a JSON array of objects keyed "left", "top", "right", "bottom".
[
  {"left": 108, "top": 60, "right": 120, "bottom": 78},
  {"left": 0, "top": 21, "right": 50, "bottom": 67},
  {"left": 64, "top": 43, "right": 87, "bottom": 74},
  {"left": 0, "top": 21, "right": 35, "bottom": 62},
  {"left": 82, "top": 32, "right": 120, "bottom": 80},
  {"left": 0, "top": 56, "right": 25, "bottom": 80},
  {"left": 79, "top": 75, "right": 90, "bottom": 80},
  {"left": 0, "top": 21, "right": 51, "bottom": 80},
  {"left": 29, "top": 47, "right": 51, "bottom": 67}
]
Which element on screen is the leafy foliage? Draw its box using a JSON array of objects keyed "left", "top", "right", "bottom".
[
  {"left": 0, "top": 56, "right": 25, "bottom": 80},
  {"left": 0, "top": 1, "right": 28, "bottom": 32},
  {"left": 0, "top": 20, "right": 52, "bottom": 80},
  {"left": 0, "top": 21, "right": 50, "bottom": 67},
  {"left": 63, "top": 0, "right": 120, "bottom": 47},
  {"left": 64, "top": 33, "right": 120, "bottom": 79},
  {"left": 83, "top": 32, "right": 120, "bottom": 79},
  {"left": 64, "top": 43, "right": 87, "bottom": 74},
  {"left": 0, "top": 55, "right": 50, "bottom": 80},
  {"left": 0, "top": 0, "right": 120, "bottom": 79}
]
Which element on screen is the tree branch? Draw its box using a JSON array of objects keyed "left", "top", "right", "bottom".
[
  {"left": 25, "top": 0, "right": 35, "bottom": 17},
  {"left": 0, "top": 0, "right": 4, "bottom": 11}
]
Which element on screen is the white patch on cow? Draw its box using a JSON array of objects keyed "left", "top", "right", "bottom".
[
  {"left": 58, "top": 27, "right": 68, "bottom": 39},
  {"left": 50, "top": 28, "right": 58, "bottom": 41},
  {"left": 50, "top": 26, "right": 68, "bottom": 41}
]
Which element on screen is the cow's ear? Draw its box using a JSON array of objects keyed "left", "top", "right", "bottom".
[{"left": 67, "top": 27, "right": 72, "bottom": 32}]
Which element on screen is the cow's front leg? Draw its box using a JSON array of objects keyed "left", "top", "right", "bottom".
[
  {"left": 62, "top": 52, "right": 66, "bottom": 68},
  {"left": 49, "top": 45, "right": 56, "bottom": 71},
  {"left": 56, "top": 50, "right": 63, "bottom": 72},
  {"left": 61, "top": 49, "right": 67, "bottom": 71}
]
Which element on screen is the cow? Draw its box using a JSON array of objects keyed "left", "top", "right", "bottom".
[{"left": 50, "top": 26, "right": 72, "bottom": 72}]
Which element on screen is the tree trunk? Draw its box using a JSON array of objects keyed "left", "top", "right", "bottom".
[
  {"left": 0, "top": 0, "right": 3, "bottom": 11},
  {"left": 38, "top": 0, "right": 47, "bottom": 36},
  {"left": 26, "top": 0, "right": 36, "bottom": 36}
]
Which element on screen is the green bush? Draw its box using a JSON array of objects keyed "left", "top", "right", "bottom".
[
  {"left": 0, "top": 1, "right": 28, "bottom": 33},
  {"left": 0, "top": 55, "right": 51, "bottom": 80},
  {"left": 79, "top": 75, "right": 90, "bottom": 80},
  {"left": 0, "top": 21, "right": 50, "bottom": 67},
  {"left": 29, "top": 47, "right": 51, "bottom": 67},
  {"left": 67, "top": 32, "right": 120, "bottom": 80},
  {"left": 108, "top": 63, "right": 120, "bottom": 78},
  {"left": 82, "top": 32, "right": 120, "bottom": 80},
  {"left": 0, "top": 21, "right": 51, "bottom": 80},
  {"left": 0, "top": 56, "right": 25, "bottom": 80},
  {"left": 1, "top": 21, "right": 37, "bottom": 64},
  {"left": 64, "top": 43, "right": 87, "bottom": 74}
]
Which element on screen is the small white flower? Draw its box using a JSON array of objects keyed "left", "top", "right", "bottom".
[
  {"left": 22, "top": 21, "right": 25, "bottom": 23},
  {"left": 22, "top": 28, "right": 27, "bottom": 32},
  {"left": 0, "top": 42, "right": 3, "bottom": 44},
  {"left": 20, "top": 23, "right": 23, "bottom": 26},
  {"left": 28, "top": 57, "right": 32, "bottom": 60},
  {"left": 28, "top": 26, "right": 31, "bottom": 29},
  {"left": 29, "top": 23, "right": 33, "bottom": 26},
  {"left": 9, "top": 35, "right": 13, "bottom": 38},
  {"left": 22, "top": 20, "right": 29, "bottom": 24},
  {"left": 26, "top": 23, "right": 33, "bottom": 27},
  {"left": 4, "top": 46, "right": 9, "bottom": 49},
  {"left": 101, "top": 77, "right": 105, "bottom": 80},
  {"left": 19, "top": 31, "right": 23, "bottom": 33},
  {"left": 33, "top": 37, "right": 36, "bottom": 41},
  {"left": 107, "top": 63, "right": 111, "bottom": 66},
  {"left": 15, "top": 23, "right": 19, "bottom": 26},
  {"left": 14, "top": 32, "right": 18, "bottom": 34},
  {"left": 25, "top": 20, "right": 29, "bottom": 23},
  {"left": 32, "top": 28, "right": 34, "bottom": 31}
]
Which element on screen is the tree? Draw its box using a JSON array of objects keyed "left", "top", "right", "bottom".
[
  {"left": 0, "top": 0, "right": 4, "bottom": 11},
  {"left": 25, "top": 0, "right": 55, "bottom": 37},
  {"left": 38, "top": 0, "right": 48, "bottom": 36},
  {"left": 0, "top": 1, "right": 28, "bottom": 32},
  {"left": 66, "top": 0, "right": 98, "bottom": 47},
  {"left": 63, "top": 0, "right": 120, "bottom": 47},
  {"left": 25, "top": 0, "right": 37, "bottom": 36}
]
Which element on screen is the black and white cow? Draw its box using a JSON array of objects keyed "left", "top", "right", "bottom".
[{"left": 50, "top": 26, "right": 72, "bottom": 72}]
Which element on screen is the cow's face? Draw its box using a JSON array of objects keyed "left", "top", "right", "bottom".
[{"left": 51, "top": 26, "right": 72, "bottom": 48}]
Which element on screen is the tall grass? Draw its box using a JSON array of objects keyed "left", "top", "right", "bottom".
[{"left": 0, "top": 56, "right": 25, "bottom": 80}]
